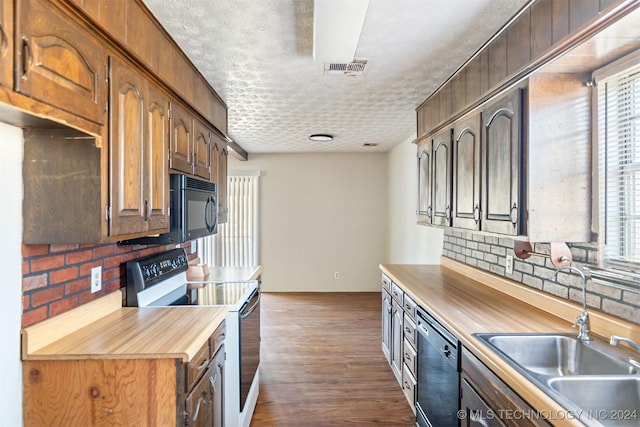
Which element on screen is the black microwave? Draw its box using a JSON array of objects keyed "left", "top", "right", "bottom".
[{"left": 120, "top": 174, "right": 217, "bottom": 245}]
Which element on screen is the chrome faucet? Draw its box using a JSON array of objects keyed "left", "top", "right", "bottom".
[
  {"left": 552, "top": 266, "right": 592, "bottom": 342},
  {"left": 610, "top": 335, "right": 640, "bottom": 353}
]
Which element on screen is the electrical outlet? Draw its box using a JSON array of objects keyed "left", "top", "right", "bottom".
[
  {"left": 91, "top": 266, "right": 102, "bottom": 293},
  {"left": 505, "top": 254, "right": 514, "bottom": 274},
  {"left": 334, "top": 271, "right": 340, "bottom": 279}
]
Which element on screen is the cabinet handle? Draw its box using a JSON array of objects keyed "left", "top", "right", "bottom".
[
  {"left": 445, "top": 205, "right": 451, "bottom": 221},
  {"left": 404, "top": 352, "right": 411, "bottom": 361},
  {"left": 510, "top": 203, "right": 518, "bottom": 227},
  {"left": 427, "top": 206, "right": 432, "bottom": 221},
  {"left": 404, "top": 326, "right": 412, "bottom": 334},
  {"left": 144, "top": 199, "right": 149, "bottom": 221},
  {"left": 192, "top": 394, "right": 207, "bottom": 421},
  {"left": 0, "top": 24, "right": 7, "bottom": 58},
  {"left": 196, "top": 358, "right": 209, "bottom": 372},
  {"left": 22, "top": 38, "right": 32, "bottom": 77},
  {"left": 473, "top": 204, "right": 480, "bottom": 224}
]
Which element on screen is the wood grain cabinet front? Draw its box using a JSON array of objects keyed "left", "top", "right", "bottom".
[
  {"left": 109, "top": 55, "right": 170, "bottom": 238},
  {"left": 0, "top": 0, "right": 12, "bottom": 88},
  {"left": 170, "top": 100, "right": 212, "bottom": 181},
  {"left": 431, "top": 128, "right": 454, "bottom": 227},
  {"left": 481, "top": 88, "right": 523, "bottom": 236},
  {"left": 15, "top": 0, "right": 107, "bottom": 125}
]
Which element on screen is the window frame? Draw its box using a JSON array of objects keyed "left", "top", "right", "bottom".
[{"left": 590, "top": 50, "right": 640, "bottom": 290}]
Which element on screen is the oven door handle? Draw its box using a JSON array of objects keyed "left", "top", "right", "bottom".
[{"left": 240, "top": 291, "right": 260, "bottom": 319}]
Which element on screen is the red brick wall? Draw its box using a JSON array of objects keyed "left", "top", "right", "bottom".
[{"left": 22, "top": 242, "right": 196, "bottom": 327}]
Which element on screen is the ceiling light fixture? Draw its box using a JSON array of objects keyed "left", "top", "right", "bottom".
[
  {"left": 313, "top": 0, "right": 370, "bottom": 63},
  {"left": 309, "top": 134, "right": 334, "bottom": 142}
]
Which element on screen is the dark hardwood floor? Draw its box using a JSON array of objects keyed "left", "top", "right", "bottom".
[{"left": 250, "top": 292, "right": 415, "bottom": 426}]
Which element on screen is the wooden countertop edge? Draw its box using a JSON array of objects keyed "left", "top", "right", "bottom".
[
  {"left": 22, "top": 290, "right": 123, "bottom": 359},
  {"left": 378, "top": 260, "right": 640, "bottom": 427}
]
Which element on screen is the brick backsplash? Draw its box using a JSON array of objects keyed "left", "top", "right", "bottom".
[
  {"left": 442, "top": 229, "right": 640, "bottom": 325},
  {"left": 21, "top": 242, "right": 196, "bottom": 328}
]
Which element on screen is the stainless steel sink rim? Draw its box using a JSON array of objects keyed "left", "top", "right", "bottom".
[{"left": 473, "top": 332, "right": 640, "bottom": 427}]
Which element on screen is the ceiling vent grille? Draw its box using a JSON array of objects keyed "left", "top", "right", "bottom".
[{"left": 325, "top": 59, "right": 368, "bottom": 76}]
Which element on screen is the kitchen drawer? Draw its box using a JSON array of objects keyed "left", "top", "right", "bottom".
[
  {"left": 185, "top": 340, "right": 211, "bottom": 392},
  {"left": 403, "top": 314, "right": 416, "bottom": 348},
  {"left": 403, "top": 338, "right": 417, "bottom": 377},
  {"left": 381, "top": 274, "right": 392, "bottom": 293},
  {"left": 402, "top": 293, "right": 417, "bottom": 320},
  {"left": 391, "top": 282, "right": 404, "bottom": 304},
  {"left": 402, "top": 364, "right": 417, "bottom": 413}
]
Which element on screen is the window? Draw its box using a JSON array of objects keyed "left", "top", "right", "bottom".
[
  {"left": 198, "top": 172, "right": 260, "bottom": 268},
  {"left": 593, "top": 52, "right": 640, "bottom": 287}
]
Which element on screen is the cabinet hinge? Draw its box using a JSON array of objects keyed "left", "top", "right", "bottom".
[
  {"left": 586, "top": 78, "right": 596, "bottom": 87},
  {"left": 105, "top": 204, "right": 111, "bottom": 222},
  {"left": 183, "top": 411, "right": 189, "bottom": 427}
]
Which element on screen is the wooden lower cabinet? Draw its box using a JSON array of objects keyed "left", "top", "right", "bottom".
[
  {"left": 460, "top": 347, "right": 550, "bottom": 427},
  {"left": 23, "top": 323, "right": 226, "bottom": 427},
  {"left": 23, "top": 358, "right": 181, "bottom": 426}
]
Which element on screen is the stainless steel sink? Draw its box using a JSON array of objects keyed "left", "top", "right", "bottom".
[
  {"left": 547, "top": 376, "right": 640, "bottom": 426},
  {"left": 479, "top": 333, "right": 636, "bottom": 376},
  {"left": 473, "top": 333, "right": 640, "bottom": 426}
]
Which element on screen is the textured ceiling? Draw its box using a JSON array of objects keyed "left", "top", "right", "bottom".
[{"left": 142, "top": 0, "right": 530, "bottom": 154}]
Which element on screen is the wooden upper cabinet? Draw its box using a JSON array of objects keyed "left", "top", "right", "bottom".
[
  {"left": 170, "top": 101, "right": 213, "bottom": 180},
  {"left": 481, "top": 88, "right": 522, "bottom": 236},
  {"left": 416, "top": 138, "right": 433, "bottom": 225},
  {"left": 193, "top": 118, "right": 211, "bottom": 180},
  {"left": 0, "top": 0, "right": 12, "bottom": 88},
  {"left": 109, "top": 56, "right": 146, "bottom": 236},
  {"left": 431, "top": 129, "right": 453, "bottom": 227},
  {"left": 170, "top": 101, "right": 194, "bottom": 174},
  {"left": 452, "top": 113, "right": 481, "bottom": 230},
  {"left": 15, "top": 0, "right": 107, "bottom": 125},
  {"left": 145, "top": 84, "right": 170, "bottom": 232},
  {"left": 109, "top": 55, "right": 169, "bottom": 237}
]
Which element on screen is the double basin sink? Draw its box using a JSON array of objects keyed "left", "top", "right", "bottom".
[{"left": 474, "top": 333, "right": 639, "bottom": 426}]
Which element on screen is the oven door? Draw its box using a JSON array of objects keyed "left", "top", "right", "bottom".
[
  {"left": 184, "top": 187, "right": 218, "bottom": 240},
  {"left": 239, "top": 288, "right": 260, "bottom": 412}
]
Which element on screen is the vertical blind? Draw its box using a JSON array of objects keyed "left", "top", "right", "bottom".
[
  {"left": 218, "top": 175, "right": 260, "bottom": 267},
  {"left": 197, "top": 173, "right": 260, "bottom": 268},
  {"left": 596, "top": 59, "right": 640, "bottom": 273}
]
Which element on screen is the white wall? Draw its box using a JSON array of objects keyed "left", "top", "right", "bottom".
[
  {"left": 0, "top": 122, "right": 23, "bottom": 426},
  {"left": 230, "top": 153, "right": 387, "bottom": 292},
  {"left": 387, "top": 135, "right": 443, "bottom": 264}
]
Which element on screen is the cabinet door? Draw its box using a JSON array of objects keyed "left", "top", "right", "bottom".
[
  {"left": 210, "top": 347, "right": 225, "bottom": 427},
  {"left": 432, "top": 129, "right": 453, "bottom": 227},
  {"left": 109, "top": 56, "right": 146, "bottom": 236},
  {"left": 417, "top": 139, "right": 432, "bottom": 225},
  {"left": 170, "top": 101, "right": 194, "bottom": 174},
  {"left": 186, "top": 362, "right": 214, "bottom": 427},
  {"left": 145, "top": 84, "right": 170, "bottom": 233},
  {"left": 381, "top": 289, "right": 392, "bottom": 363},
  {"left": 210, "top": 138, "right": 220, "bottom": 185},
  {"left": 0, "top": 0, "right": 12, "bottom": 88},
  {"left": 460, "top": 378, "right": 507, "bottom": 427},
  {"left": 193, "top": 118, "right": 211, "bottom": 180},
  {"left": 218, "top": 146, "right": 229, "bottom": 224},
  {"left": 453, "top": 114, "right": 481, "bottom": 230},
  {"left": 481, "top": 89, "right": 522, "bottom": 235},
  {"left": 16, "top": 0, "right": 107, "bottom": 125},
  {"left": 391, "top": 299, "right": 404, "bottom": 384}
]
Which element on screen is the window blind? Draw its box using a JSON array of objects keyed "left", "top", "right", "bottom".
[
  {"left": 596, "top": 60, "right": 640, "bottom": 274},
  {"left": 197, "top": 173, "right": 260, "bottom": 268}
]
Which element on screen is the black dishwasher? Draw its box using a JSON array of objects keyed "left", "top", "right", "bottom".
[{"left": 416, "top": 307, "right": 460, "bottom": 427}]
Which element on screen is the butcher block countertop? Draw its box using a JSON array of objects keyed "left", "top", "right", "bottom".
[
  {"left": 21, "top": 291, "right": 228, "bottom": 363},
  {"left": 381, "top": 258, "right": 640, "bottom": 427}
]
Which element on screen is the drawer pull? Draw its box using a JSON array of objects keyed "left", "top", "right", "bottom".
[
  {"left": 405, "top": 326, "right": 412, "bottom": 334},
  {"left": 196, "top": 358, "right": 209, "bottom": 371},
  {"left": 404, "top": 352, "right": 411, "bottom": 361}
]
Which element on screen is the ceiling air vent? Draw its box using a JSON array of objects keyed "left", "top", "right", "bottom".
[{"left": 325, "top": 59, "right": 368, "bottom": 76}]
